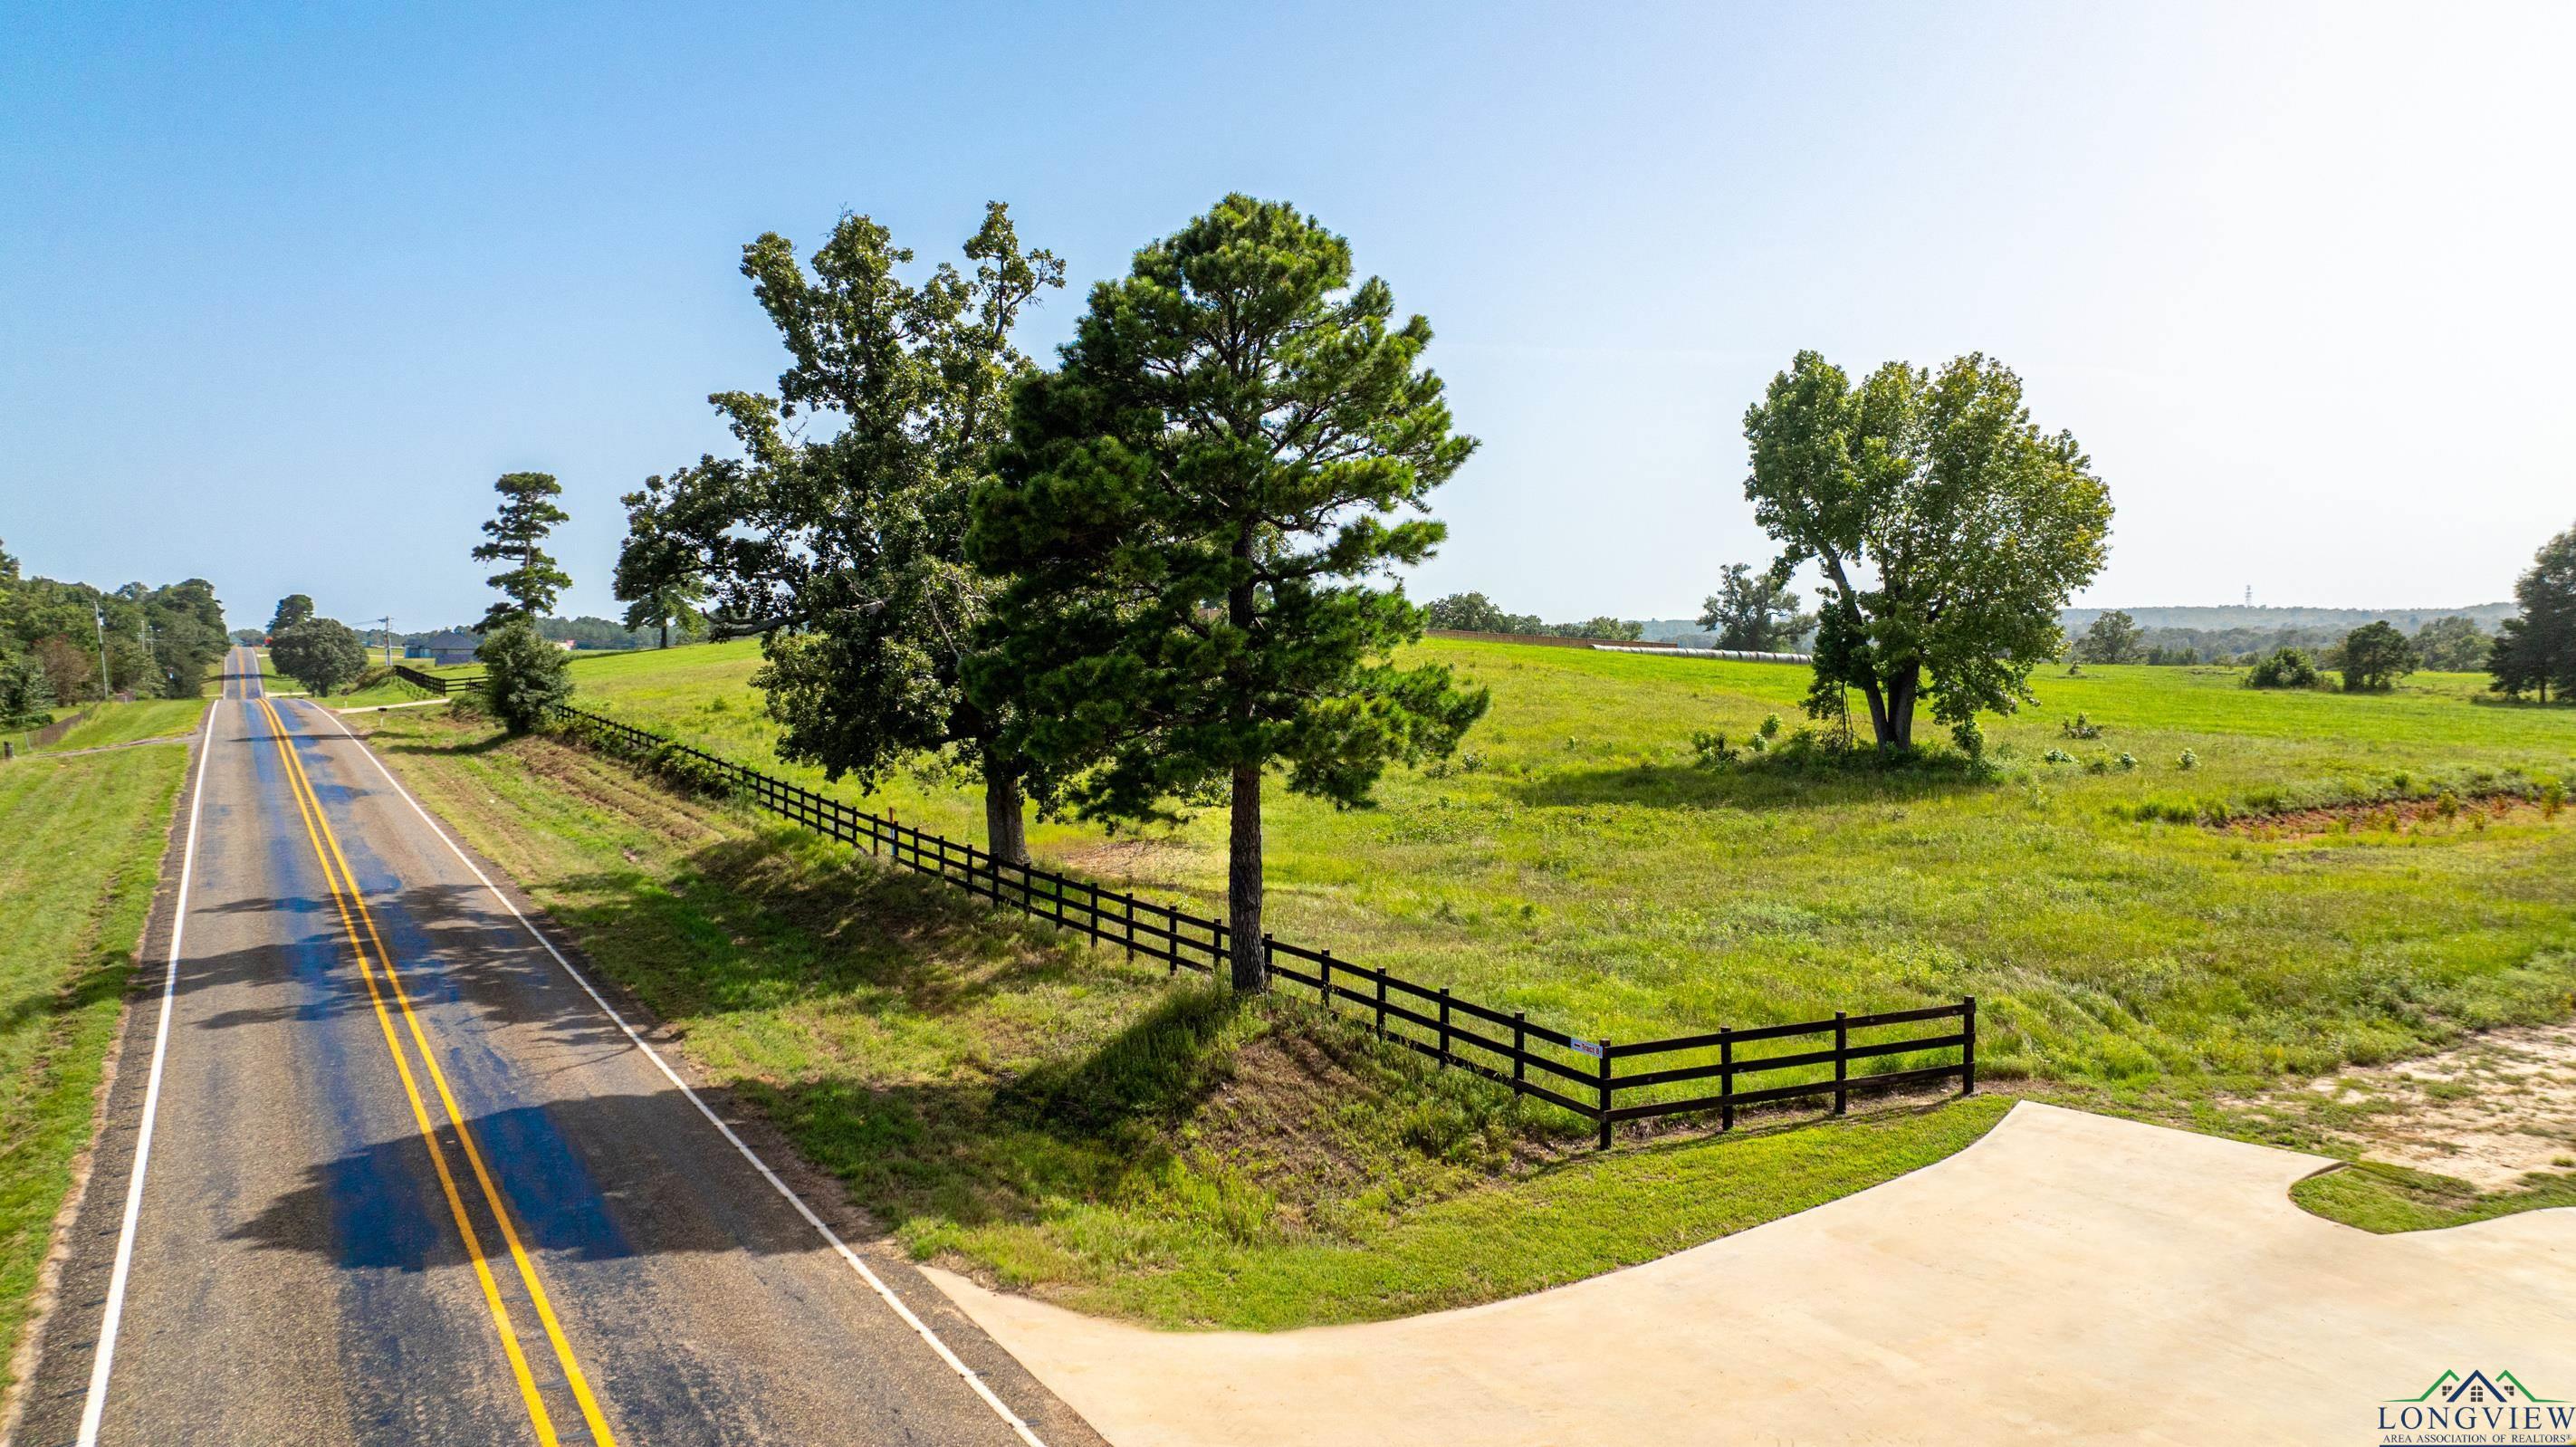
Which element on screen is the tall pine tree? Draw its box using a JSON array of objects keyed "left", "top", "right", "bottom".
[
  {"left": 970, "top": 196, "right": 1487, "bottom": 990},
  {"left": 473, "top": 472, "right": 571, "bottom": 629}
]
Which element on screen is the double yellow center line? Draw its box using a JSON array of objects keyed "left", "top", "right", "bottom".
[{"left": 255, "top": 695, "right": 618, "bottom": 1447}]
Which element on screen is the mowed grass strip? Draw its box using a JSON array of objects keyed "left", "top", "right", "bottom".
[
  {"left": 0, "top": 743, "right": 188, "bottom": 1393},
  {"left": 31, "top": 696, "right": 207, "bottom": 752},
  {"left": 365, "top": 706, "right": 2006, "bottom": 1328},
  {"left": 2293, "top": 1159, "right": 2576, "bottom": 1233},
  {"left": 554, "top": 640, "right": 2576, "bottom": 1107}
]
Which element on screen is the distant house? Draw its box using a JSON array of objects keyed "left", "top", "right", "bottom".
[{"left": 407, "top": 631, "right": 482, "bottom": 666}]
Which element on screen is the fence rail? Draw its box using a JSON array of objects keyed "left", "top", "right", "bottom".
[
  {"left": 547, "top": 702, "right": 1974, "bottom": 1148},
  {"left": 392, "top": 665, "right": 486, "bottom": 695}
]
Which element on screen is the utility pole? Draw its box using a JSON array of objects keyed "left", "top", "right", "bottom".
[
  {"left": 378, "top": 615, "right": 394, "bottom": 666},
  {"left": 93, "top": 604, "right": 111, "bottom": 701}
]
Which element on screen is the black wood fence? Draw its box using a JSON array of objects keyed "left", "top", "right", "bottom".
[
  {"left": 392, "top": 665, "right": 487, "bottom": 695},
  {"left": 547, "top": 702, "right": 1977, "bottom": 1148}
]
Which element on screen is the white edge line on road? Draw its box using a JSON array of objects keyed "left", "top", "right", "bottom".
[
  {"left": 77, "top": 690, "right": 221, "bottom": 1447},
  {"left": 301, "top": 700, "right": 1050, "bottom": 1447}
]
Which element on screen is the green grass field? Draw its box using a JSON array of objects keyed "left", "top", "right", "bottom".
[
  {"left": 354, "top": 638, "right": 2576, "bottom": 1319},
  {"left": 551, "top": 640, "right": 2576, "bottom": 1107},
  {"left": 0, "top": 743, "right": 187, "bottom": 1393}
]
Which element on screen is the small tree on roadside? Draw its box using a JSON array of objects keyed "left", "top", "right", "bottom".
[
  {"left": 2338, "top": 620, "right": 2417, "bottom": 692},
  {"left": 2411, "top": 615, "right": 2489, "bottom": 673},
  {"left": 2077, "top": 610, "right": 2143, "bottom": 665},
  {"left": 0, "top": 647, "right": 54, "bottom": 727},
  {"left": 270, "top": 617, "right": 369, "bottom": 695},
  {"left": 473, "top": 472, "right": 572, "bottom": 629},
  {"left": 476, "top": 618, "right": 572, "bottom": 733},
  {"left": 31, "top": 636, "right": 93, "bottom": 704},
  {"left": 970, "top": 195, "right": 1489, "bottom": 991},
  {"left": 1699, "top": 563, "right": 1816, "bottom": 652},
  {"left": 1742, "top": 350, "right": 2113, "bottom": 752},
  {"left": 2490, "top": 522, "right": 2575, "bottom": 703},
  {"left": 266, "top": 593, "right": 314, "bottom": 639}
]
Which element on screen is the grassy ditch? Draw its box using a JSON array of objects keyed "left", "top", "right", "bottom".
[
  {"left": 0, "top": 743, "right": 189, "bottom": 1393},
  {"left": 365, "top": 704, "right": 2006, "bottom": 1329},
  {"left": 26, "top": 697, "right": 207, "bottom": 753}
]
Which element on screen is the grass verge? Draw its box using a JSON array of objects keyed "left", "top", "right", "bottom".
[
  {"left": 364, "top": 704, "right": 2006, "bottom": 1329},
  {"left": 31, "top": 697, "right": 207, "bottom": 752},
  {"left": 0, "top": 743, "right": 188, "bottom": 1394},
  {"left": 2292, "top": 1159, "right": 2576, "bottom": 1232}
]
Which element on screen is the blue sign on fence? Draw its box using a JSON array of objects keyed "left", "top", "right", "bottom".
[{"left": 1570, "top": 1038, "right": 1604, "bottom": 1059}]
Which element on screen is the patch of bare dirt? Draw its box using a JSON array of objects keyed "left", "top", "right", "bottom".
[
  {"left": 2228, "top": 792, "right": 2561, "bottom": 840},
  {"left": 2301, "top": 1023, "right": 2576, "bottom": 1189}
]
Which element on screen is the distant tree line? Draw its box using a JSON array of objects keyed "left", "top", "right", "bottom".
[
  {"left": 1420, "top": 592, "right": 1642, "bottom": 640},
  {"left": 2073, "top": 614, "right": 2496, "bottom": 670},
  {"left": 0, "top": 537, "right": 229, "bottom": 724}
]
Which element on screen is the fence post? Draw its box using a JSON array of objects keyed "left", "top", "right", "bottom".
[
  {"left": 1374, "top": 969, "right": 1387, "bottom": 1041},
  {"left": 1961, "top": 995, "right": 1977, "bottom": 1096},
  {"left": 1719, "top": 1026, "right": 1734, "bottom": 1132},
  {"left": 1437, "top": 987, "right": 1451, "bottom": 1068},
  {"left": 1833, "top": 1011, "right": 1849, "bottom": 1116},
  {"left": 1595, "top": 1040, "right": 1614, "bottom": 1152},
  {"left": 1512, "top": 1011, "right": 1526, "bottom": 1090},
  {"left": 1318, "top": 950, "right": 1332, "bottom": 1012},
  {"left": 1123, "top": 896, "right": 1135, "bottom": 963}
]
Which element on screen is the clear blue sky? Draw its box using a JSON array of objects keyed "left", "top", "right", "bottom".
[{"left": 6, "top": 1, "right": 2571, "bottom": 633}]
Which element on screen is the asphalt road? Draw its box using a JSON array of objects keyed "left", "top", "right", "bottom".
[{"left": 18, "top": 649, "right": 1106, "bottom": 1447}]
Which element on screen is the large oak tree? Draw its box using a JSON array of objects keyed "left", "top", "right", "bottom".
[
  {"left": 1743, "top": 350, "right": 2112, "bottom": 750},
  {"left": 625, "top": 204, "right": 1063, "bottom": 862},
  {"left": 969, "top": 195, "right": 1488, "bottom": 991}
]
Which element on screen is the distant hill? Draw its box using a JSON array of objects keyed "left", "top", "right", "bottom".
[{"left": 2061, "top": 604, "right": 2515, "bottom": 630}]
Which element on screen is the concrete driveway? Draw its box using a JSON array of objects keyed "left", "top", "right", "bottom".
[{"left": 928, "top": 1101, "right": 2576, "bottom": 1445}]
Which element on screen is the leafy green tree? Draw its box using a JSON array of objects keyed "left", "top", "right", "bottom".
[
  {"left": 473, "top": 473, "right": 572, "bottom": 629},
  {"left": 2245, "top": 646, "right": 2322, "bottom": 689},
  {"left": 2078, "top": 609, "right": 2142, "bottom": 665},
  {"left": 1742, "top": 350, "right": 2112, "bottom": 751},
  {"left": 270, "top": 617, "right": 369, "bottom": 695},
  {"left": 0, "top": 647, "right": 53, "bottom": 727},
  {"left": 31, "top": 637, "right": 94, "bottom": 703},
  {"left": 267, "top": 594, "right": 313, "bottom": 639},
  {"left": 1699, "top": 563, "right": 1816, "bottom": 651},
  {"left": 1570, "top": 617, "right": 1642, "bottom": 641},
  {"left": 628, "top": 205, "right": 1066, "bottom": 864},
  {"left": 2489, "top": 523, "right": 2574, "bottom": 704},
  {"left": 475, "top": 617, "right": 573, "bottom": 733},
  {"left": 611, "top": 475, "right": 709, "bottom": 647},
  {"left": 2337, "top": 620, "right": 2417, "bottom": 692},
  {"left": 971, "top": 195, "right": 1488, "bottom": 991},
  {"left": 1422, "top": 591, "right": 1513, "bottom": 632},
  {"left": 2411, "top": 615, "right": 2489, "bottom": 672}
]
